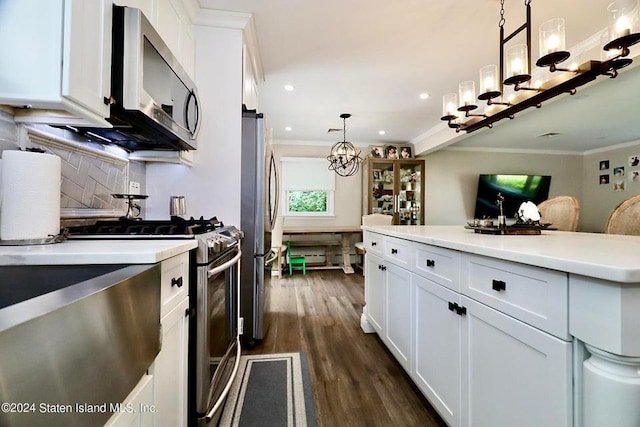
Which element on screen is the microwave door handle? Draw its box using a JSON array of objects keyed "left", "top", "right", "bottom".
[{"left": 185, "top": 89, "right": 201, "bottom": 138}]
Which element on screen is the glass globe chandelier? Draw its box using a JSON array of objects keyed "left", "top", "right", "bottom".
[{"left": 327, "top": 113, "right": 362, "bottom": 177}]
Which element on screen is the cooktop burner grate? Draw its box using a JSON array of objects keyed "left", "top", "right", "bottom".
[{"left": 68, "top": 216, "right": 224, "bottom": 237}]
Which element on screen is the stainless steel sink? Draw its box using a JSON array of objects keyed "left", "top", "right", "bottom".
[
  {"left": 0, "top": 264, "right": 128, "bottom": 309},
  {"left": 0, "top": 263, "right": 161, "bottom": 427}
]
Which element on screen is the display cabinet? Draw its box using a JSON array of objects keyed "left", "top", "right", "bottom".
[{"left": 364, "top": 158, "right": 425, "bottom": 225}]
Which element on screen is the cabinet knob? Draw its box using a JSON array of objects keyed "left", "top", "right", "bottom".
[
  {"left": 172, "top": 276, "right": 184, "bottom": 288},
  {"left": 426, "top": 259, "right": 435, "bottom": 268},
  {"left": 380, "top": 265, "right": 387, "bottom": 271},
  {"left": 391, "top": 248, "right": 398, "bottom": 254},
  {"left": 492, "top": 279, "right": 506, "bottom": 292}
]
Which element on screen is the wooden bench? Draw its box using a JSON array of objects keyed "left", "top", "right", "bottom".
[
  {"left": 287, "top": 240, "right": 343, "bottom": 270},
  {"left": 283, "top": 226, "right": 362, "bottom": 274}
]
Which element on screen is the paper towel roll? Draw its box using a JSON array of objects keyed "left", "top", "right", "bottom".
[{"left": 0, "top": 150, "right": 61, "bottom": 241}]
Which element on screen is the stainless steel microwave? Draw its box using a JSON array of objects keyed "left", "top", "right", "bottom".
[{"left": 69, "top": 5, "right": 201, "bottom": 151}]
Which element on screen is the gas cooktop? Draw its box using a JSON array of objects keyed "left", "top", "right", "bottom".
[{"left": 68, "top": 216, "right": 225, "bottom": 239}]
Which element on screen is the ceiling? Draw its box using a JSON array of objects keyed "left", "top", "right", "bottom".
[{"left": 197, "top": 0, "right": 640, "bottom": 154}]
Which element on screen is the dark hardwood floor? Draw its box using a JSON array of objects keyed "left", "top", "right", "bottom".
[{"left": 243, "top": 269, "right": 448, "bottom": 427}]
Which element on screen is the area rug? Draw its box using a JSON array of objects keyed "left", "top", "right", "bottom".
[{"left": 219, "top": 352, "right": 317, "bottom": 427}]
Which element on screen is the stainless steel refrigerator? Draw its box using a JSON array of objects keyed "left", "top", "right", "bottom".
[{"left": 240, "top": 109, "right": 278, "bottom": 347}]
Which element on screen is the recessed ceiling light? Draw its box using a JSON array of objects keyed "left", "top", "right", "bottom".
[
  {"left": 419, "top": 92, "right": 430, "bottom": 100},
  {"left": 285, "top": 126, "right": 292, "bottom": 131},
  {"left": 284, "top": 84, "right": 294, "bottom": 91},
  {"left": 378, "top": 130, "right": 386, "bottom": 135}
]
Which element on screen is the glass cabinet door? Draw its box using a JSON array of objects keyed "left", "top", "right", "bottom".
[
  {"left": 369, "top": 160, "right": 395, "bottom": 221},
  {"left": 397, "top": 161, "right": 422, "bottom": 225},
  {"left": 368, "top": 159, "right": 424, "bottom": 225}
]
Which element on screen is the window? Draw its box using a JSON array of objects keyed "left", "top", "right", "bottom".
[{"left": 281, "top": 157, "right": 335, "bottom": 217}]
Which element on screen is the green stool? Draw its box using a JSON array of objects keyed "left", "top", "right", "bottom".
[{"left": 286, "top": 241, "right": 306, "bottom": 275}]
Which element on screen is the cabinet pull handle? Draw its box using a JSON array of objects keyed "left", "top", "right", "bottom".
[
  {"left": 492, "top": 279, "right": 506, "bottom": 292},
  {"left": 447, "top": 302, "right": 467, "bottom": 316},
  {"left": 391, "top": 248, "right": 398, "bottom": 254},
  {"left": 172, "top": 277, "right": 184, "bottom": 288},
  {"left": 371, "top": 242, "right": 377, "bottom": 246},
  {"left": 426, "top": 259, "right": 435, "bottom": 267},
  {"left": 381, "top": 265, "right": 387, "bottom": 271}
]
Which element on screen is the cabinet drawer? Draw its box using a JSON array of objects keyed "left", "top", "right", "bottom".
[
  {"left": 461, "top": 254, "right": 568, "bottom": 340},
  {"left": 383, "top": 236, "right": 411, "bottom": 268},
  {"left": 413, "top": 243, "right": 461, "bottom": 292},
  {"left": 161, "top": 252, "right": 189, "bottom": 317},
  {"left": 364, "top": 232, "right": 384, "bottom": 256}
]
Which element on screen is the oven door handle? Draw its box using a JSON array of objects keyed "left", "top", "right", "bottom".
[
  {"left": 205, "top": 336, "right": 242, "bottom": 422},
  {"left": 207, "top": 251, "right": 242, "bottom": 278}
]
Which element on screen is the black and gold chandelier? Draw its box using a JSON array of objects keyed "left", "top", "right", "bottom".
[
  {"left": 327, "top": 113, "right": 362, "bottom": 177},
  {"left": 441, "top": 0, "right": 640, "bottom": 133}
]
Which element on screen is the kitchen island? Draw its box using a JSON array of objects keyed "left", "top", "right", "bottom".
[
  {"left": 0, "top": 238, "right": 197, "bottom": 427},
  {"left": 361, "top": 225, "right": 640, "bottom": 427}
]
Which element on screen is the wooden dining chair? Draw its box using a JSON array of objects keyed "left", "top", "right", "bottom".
[
  {"left": 605, "top": 194, "right": 640, "bottom": 236},
  {"left": 355, "top": 213, "right": 393, "bottom": 274},
  {"left": 537, "top": 196, "right": 580, "bottom": 231},
  {"left": 286, "top": 240, "right": 306, "bottom": 275}
]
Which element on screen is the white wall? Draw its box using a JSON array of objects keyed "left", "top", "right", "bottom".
[
  {"left": 145, "top": 24, "right": 244, "bottom": 225},
  {"left": 422, "top": 149, "right": 584, "bottom": 227},
  {"left": 271, "top": 143, "right": 362, "bottom": 229}
]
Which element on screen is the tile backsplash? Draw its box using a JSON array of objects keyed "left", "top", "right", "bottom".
[{"left": 0, "top": 110, "right": 146, "bottom": 222}]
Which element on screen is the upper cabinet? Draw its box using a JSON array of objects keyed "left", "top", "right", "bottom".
[
  {"left": 364, "top": 158, "right": 425, "bottom": 225},
  {"left": 0, "top": 0, "right": 113, "bottom": 127}
]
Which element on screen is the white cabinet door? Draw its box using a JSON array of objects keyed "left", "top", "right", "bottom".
[
  {"left": 365, "top": 252, "right": 385, "bottom": 335},
  {"left": 104, "top": 374, "right": 154, "bottom": 427},
  {"left": 412, "top": 274, "right": 462, "bottom": 427},
  {"left": 385, "top": 263, "right": 412, "bottom": 371},
  {"left": 460, "top": 296, "right": 572, "bottom": 427},
  {"left": 152, "top": 297, "right": 189, "bottom": 427},
  {"left": 0, "top": 0, "right": 111, "bottom": 126},
  {"left": 63, "top": 0, "right": 112, "bottom": 118}
]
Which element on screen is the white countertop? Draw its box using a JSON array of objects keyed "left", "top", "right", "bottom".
[
  {"left": 363, "top": 225, "right": 640, "bottom": 283},
  {"left": 0, "top": 239, "right": 198, "bottom": 266}
]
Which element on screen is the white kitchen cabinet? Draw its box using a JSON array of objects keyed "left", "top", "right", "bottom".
[
  {"left": 363, "top": 229, "right": 575, "bottom": 427},
  {"left": 151, "top": 252, "right": 190, "bottom": 427},
  {"left": 105, "top": 374, "right": 154, "bottom": 427},
  {"left": 460, "top": 295, "right": 572, "bottom": 427},
  {"left": 412, "top": 274, "right": 461, "bottom": 427},
  {"left": 385, "top": 262, "right": 412, "bottom": 371},
  {"left": 364, "top": 240, "right": 412, "bottom": 371},
  {"left": 364, "top": 252, "right": 385, "bottom": 335},
  {"left": 152, "top": 297, "right": 189, "bottom": 427},
  {"left": 0, "top": 0, "right": 112, "bottom": 127}
]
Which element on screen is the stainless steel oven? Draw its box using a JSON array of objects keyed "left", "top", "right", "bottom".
[{"left": 194, "top": 233, "right": 242, "bottom": 426}]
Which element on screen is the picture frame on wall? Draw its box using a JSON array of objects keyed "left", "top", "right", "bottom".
[{"left": 369, "top": 145, "right": 384, "bottom": 158}]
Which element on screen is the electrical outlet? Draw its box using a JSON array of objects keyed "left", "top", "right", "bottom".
[{"left": 129, "top": 181, "right": 141, "bottom": 195}]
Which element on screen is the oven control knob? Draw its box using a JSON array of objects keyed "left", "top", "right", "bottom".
[
  {"left": 208, "top": 236, "right": 226, "bottom": 253},
  {"left": 231, "top": 229, "right": 244, "bottom": 240}
]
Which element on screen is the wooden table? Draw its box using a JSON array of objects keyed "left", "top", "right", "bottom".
[{"left": 283, "top": 226, "right": 362, "bottom": 274}]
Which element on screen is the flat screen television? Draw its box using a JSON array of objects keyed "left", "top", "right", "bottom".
[{"left": 473, "top": 174, "right": 552, "bottom": 219}]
